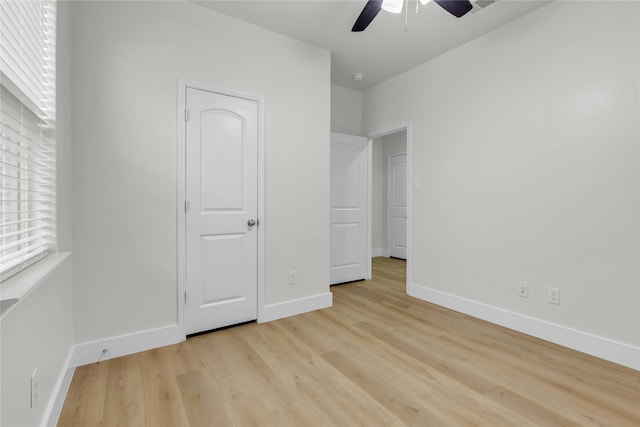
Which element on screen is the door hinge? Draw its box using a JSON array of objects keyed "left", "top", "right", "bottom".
[
  {"left": 185, "top": 200, "right": 190, "bottom": 213},
  {"left": 184, "top": 291, "right": 187, "bottom": 304},
  {"left": 185, "top": 109, "right": 190, "bottom": 122}
]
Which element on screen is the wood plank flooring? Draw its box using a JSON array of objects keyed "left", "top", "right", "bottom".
[{"left": 58, "top": 257, "right": 640, "bottom": 426}]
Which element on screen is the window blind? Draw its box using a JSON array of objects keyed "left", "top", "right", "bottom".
[{"left": 0, "top": 0, "right": 56, "bottom": 282}]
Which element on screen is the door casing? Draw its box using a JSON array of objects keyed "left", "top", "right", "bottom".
[{"left": 177, "top": 78, "right": 265, "bottom": 337}]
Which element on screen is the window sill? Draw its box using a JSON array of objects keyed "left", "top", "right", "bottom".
[{"left": 0, "top": 252, "right": 70, "bottom": 319}]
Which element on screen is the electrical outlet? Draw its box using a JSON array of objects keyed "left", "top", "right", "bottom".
[
  {"left": 30, "top": 368, "right": 39, "bottom": 408},
  {"left": 518, "top": 281, "right": 529, "bottom": 298},
  {"left": 289, "top": 270, "right": 297, "bottom": 285},
  {"left": 548, "top": 287, "right": 560, "bottom": 305}
]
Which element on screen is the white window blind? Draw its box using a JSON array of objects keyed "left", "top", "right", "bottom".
[{"left": 0, "top": 0, "right": 56, "bottom": 282}]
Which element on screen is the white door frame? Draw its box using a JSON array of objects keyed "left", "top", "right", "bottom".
[
  {"left": 177, "top": 78, "right": 265, "bottom": 338},
  {"left": 367, "top": 123, "right": 412, "bottom": 289}
]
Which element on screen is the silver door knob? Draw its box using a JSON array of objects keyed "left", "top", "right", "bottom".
[{"left": 247, "top": 218, "right": 256, "bottom": 227}]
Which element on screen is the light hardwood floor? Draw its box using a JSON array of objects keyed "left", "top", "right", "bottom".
[{"left": 58, "top": 257, "right": 639, "bottom": 426}]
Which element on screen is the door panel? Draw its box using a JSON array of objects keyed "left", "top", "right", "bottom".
[
  {"left": 389, "top": 154, "right": 407, "bottom": 259},
  {"left": 185, "top": 88, "right": 258, "bottom": 335},
  {"left": 200, "top": 111, "right": 245, "bottom": 210},
  {"left": 330, "top": 223, "right": 360, "bottom": 266},
  {"left": 330, "top": 133, "right": 369, "bottom": 285},
  {"left": 331, "top": 143, "right": 361, "bottom": 208},
  {"left": 201, "top": 234, "right": 244, "bottom": 304}
]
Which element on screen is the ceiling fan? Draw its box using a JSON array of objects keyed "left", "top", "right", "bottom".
[{"left": 352, "top": 0, "right": 473, "bottom": 32}]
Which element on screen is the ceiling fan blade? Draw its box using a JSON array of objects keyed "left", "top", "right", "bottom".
[
  {"left": 434, "top": 0, "right": 473, "bottom": 18},
  {"left": 351, "top": 0, "right": 383, "bottom": 32}
]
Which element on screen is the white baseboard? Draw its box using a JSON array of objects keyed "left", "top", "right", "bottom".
[
  {"left": 372, "top": 249, "right": 387, "bottom": 257},
  {"left": 407, "top": 282, "right": 640, "bottom": 370},
  {"left": 44, "top": 350, "right": 75, "bottom": 427},
  {"left": 70, "top": 324, "right": 184, "bottom": 367},
  {"left": 259, "top": 292, "right": 333, "bottom": 323},
  {"left": 47, "top": 324, "right": 183, "bottom": 426}
]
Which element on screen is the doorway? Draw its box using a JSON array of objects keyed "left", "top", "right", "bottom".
[{"left": 370, "top": 127, "right": 410, "bottom": 285}]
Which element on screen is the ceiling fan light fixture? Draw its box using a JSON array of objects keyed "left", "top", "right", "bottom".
[
  {"left": 419, "top": 0, "right": 432, "bottom": 4},
  {"left": 381, "top": 0, "right": 403, "bottom": 14}
]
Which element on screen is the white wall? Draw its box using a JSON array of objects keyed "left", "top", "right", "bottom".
[
  {"left": 0, "top": 3, "right": 75, "bottom": 425},
  {"left": 331, "top": 84, "right": 363, "bottom": 135},
  {"left": 372, "top": 131, "right": 407, "bottom": 255},
  {"left": 71, "top": 1, "right": 330, "bottom": 343},
  {"left": 364, "top": 1, "right": 639, "bottom": 360}
]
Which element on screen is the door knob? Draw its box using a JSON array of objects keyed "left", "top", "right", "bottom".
[{"left": 247, "top": 218, "right": 257, "bottom": 227}]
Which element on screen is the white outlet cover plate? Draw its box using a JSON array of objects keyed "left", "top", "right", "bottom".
[{"left": 518, "top": 281, "right": 529, "bottom": 298}]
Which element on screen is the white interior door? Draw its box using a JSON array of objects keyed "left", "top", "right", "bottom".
[
  {"left": 185, "top": 87, "right": 258, "bottom": 335},
  {"left": 330, "top": 132, "right": 369, "bottom": 285},
  {"left": 388, "top": 154, "right": 407, "bottom": 259}
]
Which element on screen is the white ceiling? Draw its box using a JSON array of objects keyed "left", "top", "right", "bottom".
[{"left": 194, "top": 0, "right": 551, "bottom": 91}]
